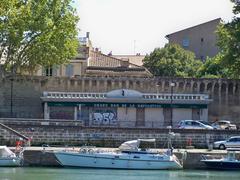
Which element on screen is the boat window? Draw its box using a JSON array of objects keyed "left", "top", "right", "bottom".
[
  {"left": 133, "top": 156, "right": 140, "bottom": 158},
  {"left": 228, "top": 152, "right": 235, "bottom": 161}
]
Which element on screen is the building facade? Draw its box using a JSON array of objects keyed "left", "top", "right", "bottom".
[
  {"left": 34, "top": 33, "right": 150, "bottom": 78},
  {"left": 41, "top": 89, "right": 211, "bottom": 128},
  {"left": 166, "top": 18, "right": 221, "bottom": 61},
  {"left": 113, "top": 54, "right": 145, "bottom": 66}
]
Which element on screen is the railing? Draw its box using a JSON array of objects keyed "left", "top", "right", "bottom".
[
  {"left": 43, "top": 92, "right": 106, "bottom": 99},
  {"left": 142, "top": 93, "right": 209, "bottom": 101},
  {"left": 42, "top": 91, "right": 209, "bottom": 101}
]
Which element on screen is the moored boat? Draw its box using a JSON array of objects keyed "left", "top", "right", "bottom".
[
  {"left": 0, "top": 146, "right": 23, "bottom": 167},
  {"left": 201, "top": 148, "right": 240, "bottom": 170},
  {"left": 53, "top": 138, "right": 183, "bottom": 170}
]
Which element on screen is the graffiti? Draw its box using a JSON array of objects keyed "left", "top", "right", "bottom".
[{"left": 92, "top": 110, "right": 117, "bottom": 125}]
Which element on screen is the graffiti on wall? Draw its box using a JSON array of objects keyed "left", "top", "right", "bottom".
[{"left": 92, "top": 109, "right": 117, "bottom": 125}]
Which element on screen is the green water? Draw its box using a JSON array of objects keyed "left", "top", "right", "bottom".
[{"left": 1, "top": 168, "right": 240, "bottom": 180}]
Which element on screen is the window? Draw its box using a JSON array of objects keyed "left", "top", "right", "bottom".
[
  {"left": 182, "top": 38, "right": 189, "bottom": 47},
  {"left": 43, "top": 65, "right": 58, "bottom": 76},
  {"left": 65, "top": 64, "right": 74, "bottom": 77},
  {"left": 44, "top": 66, "right": 53, "bottom": 76},
  {"left": 229, "top": 138, "right": 237, "bottom": 142},
  {"left": 201, "top": 38, "right": 204, "bottom": 42},
  {"left": 192, "top": 121, "right": 199, "bottom": 126}
]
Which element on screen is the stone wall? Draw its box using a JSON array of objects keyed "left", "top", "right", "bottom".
[
  {"left": 0, "top": 119, "right": 239, "bottom": 148},
  {"left": 0, "top": 75, "right": 240, "bottom": 123}
]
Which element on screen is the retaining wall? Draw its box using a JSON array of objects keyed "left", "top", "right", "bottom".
[
  {"left": 0, "top": 76, "right": 240, "bottom": 123},
  {"left": 1, "top": 119, "right": 239, "bottom": 148}
]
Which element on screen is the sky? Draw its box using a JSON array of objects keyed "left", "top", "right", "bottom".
[{"left": 74, "top": 0, "right": 234, "bottom": 55}]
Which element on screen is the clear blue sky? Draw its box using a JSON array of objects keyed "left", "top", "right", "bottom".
[{"left": 74, "top": 0, "right": 234, "bottom": 55}]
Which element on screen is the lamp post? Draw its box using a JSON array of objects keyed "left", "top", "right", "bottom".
[
  {"left": 156, "top": 84, "right": 159, "bottom": 94},
  {"left": 10, "top": 64, "right": 14, "bottom": 118},
  {"left": 170, "top": 82, "right": 175, "bottom": 127}
]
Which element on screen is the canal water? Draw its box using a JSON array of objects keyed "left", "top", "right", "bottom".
[{"left": 1, "top": 168, "right": 240, "bottom": 180}]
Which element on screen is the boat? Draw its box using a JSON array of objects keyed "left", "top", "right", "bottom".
[
  {"left": 0, "top": 146, "right": 23, "bottom": 167},
  {"left": 53, "top": 138, "right": 183, "bottom": 170},
  {"left": 201, "top": 148, "right": 240, "bottom": 170}
]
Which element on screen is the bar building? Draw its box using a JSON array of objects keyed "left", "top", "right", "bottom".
[{"left": 41, "top": 89, "right": 211, "bottom": 128}]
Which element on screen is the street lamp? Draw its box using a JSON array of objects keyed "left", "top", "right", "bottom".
[
  {"left": 156, "top": 84, "right": 159, "bottom": 94},
  {"left": 170, "top": 82, "right": 175, "bottom": 127},
  {"left": 9, "top": 64, "right": 14, "bottom": 118}
]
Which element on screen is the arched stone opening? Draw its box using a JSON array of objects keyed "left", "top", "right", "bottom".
[
  {"left": 84, "top": 79, "right": 89, "bottom": 91},
  {"left": 136, "top": 81, "right": 141, "bottom": 88},
  {"left": 99, "top": 80, "right": 105, "bottom": 91},
  {"left": 235, "top": 83, "right": 239, "bottom": 95},
  {"left": 122, "top": 81, "right": 126, "bottom": 89},
  {"left": 213, "top": 83, "right": 219, "bottom": 94},
  {"left": 164, "top": 81, "right": 170, "bottom": 92},
  {"left": 207, "top": 83, "right": 212, "bottom": 92},
  {"left": 200, "top": 83, "right": 205, "bottom": 93},
  {"left": 221, "top": 83, "right": 227, "bottom": 95},
  {"left": 193, "top": 82, "right": 198, "bottom": 93},
  {"left": 129, "top": 80, "right": 134, "bottom": 89},
  {"left": 228, "top": 83, "right": 233, "bottom": 95},
  {"left": 107, "top": 80, "right": 112, "bottom": 90},
  {"left": 178, "top": 82, "right": 184, "bottom": 92},
  {"left": 185, "top": 82, "right": 191, "bottom": 92}
]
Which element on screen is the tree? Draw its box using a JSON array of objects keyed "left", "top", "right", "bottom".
[
  {"left": 143, "top": 44, "right": 202, "bottom": 77},
  {"left": 0, "top": 0, "right": 79, "bottom": 73},
  {"left": 197, "top": 53, "right": 231, "bottom": 78},
  {"left": 217, "top": 0, "right": 240, "bottom": 78}
]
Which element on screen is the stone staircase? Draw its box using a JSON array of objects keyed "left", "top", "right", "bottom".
[{"left": 0, "top": 123, "right": 29, "bottom": 145}]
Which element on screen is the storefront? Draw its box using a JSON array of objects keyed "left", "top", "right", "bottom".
[{"left": 41, "top": 89, "right": 211, "bottom": 128}]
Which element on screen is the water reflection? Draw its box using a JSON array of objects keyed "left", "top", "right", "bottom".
[{"left": 1, "top": 168, "right": 240, "bottom": 180}]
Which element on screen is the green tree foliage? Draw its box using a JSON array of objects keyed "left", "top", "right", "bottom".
[
  {"left": 217, "top": 0, "right": 240, "bottom": 78},
  {"left": 143, "top": 44, "right": 202, "bottom": 77},
  {"left": 197, "top": 53, "right": 231, "bottom": 78},
  {"left": 0, "top": 0, "right": 79, "bottom": 73}
]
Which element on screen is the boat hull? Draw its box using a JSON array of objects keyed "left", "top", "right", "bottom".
[
  {"left": 201, "top": 160, "right": 240, "bottom": 170},
  {"left": 54, "top": 152, "right": 182, "bottom": 170},
  {"left": 0, "top": 157, "right": 21, "bottom": 167}
]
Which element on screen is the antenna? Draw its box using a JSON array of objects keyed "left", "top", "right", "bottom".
[{"left": 134, "top": 40, "right": 136, "bottom": 55}]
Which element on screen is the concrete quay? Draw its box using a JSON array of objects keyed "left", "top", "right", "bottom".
[{"left": 16, "top": 146, "right": 228, "bottom": 169}]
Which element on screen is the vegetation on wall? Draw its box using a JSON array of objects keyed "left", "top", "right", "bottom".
[{"left": 0, "top": 0, "right": 79, "bottom": 74}]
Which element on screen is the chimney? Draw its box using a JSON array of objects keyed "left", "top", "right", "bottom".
[
  {"left": 86, "top": 32, "right": 90, "bottom": 39},
  {"left": 120, "top": 58, "right": 129, "bottom": 68}
]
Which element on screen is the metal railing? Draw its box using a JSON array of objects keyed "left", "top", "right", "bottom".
[{"left": 42, "top": 91, "right": 209, "bottom": 101}]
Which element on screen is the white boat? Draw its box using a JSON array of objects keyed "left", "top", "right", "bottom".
[
  {"left": 201, "top": 148, "right": 240, "bottom": 170},
  {"left": 0, "top": 146, "right": 23, "bottom": 167},
  {"left": 53, "top": 139, "right": 183, "bottom": 170}
]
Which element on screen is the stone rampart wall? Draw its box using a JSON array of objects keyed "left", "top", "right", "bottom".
[{"left": 0, "top": 75, "right": 240, "bottom": 123}]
